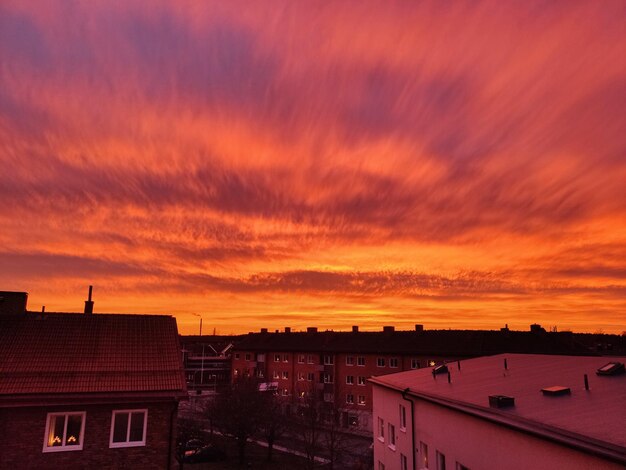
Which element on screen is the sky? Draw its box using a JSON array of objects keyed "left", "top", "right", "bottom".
[{"left": 1, "top": 1, "right": 625, "bottom": 334}]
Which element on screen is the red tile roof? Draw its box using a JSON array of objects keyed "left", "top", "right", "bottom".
[{"left": 0, "top": 313, "right": 186, "bottom": 397}]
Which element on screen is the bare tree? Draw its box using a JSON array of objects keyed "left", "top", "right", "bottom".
[{"left": 258, "top": 391, "right": 289, "bottom": 462}]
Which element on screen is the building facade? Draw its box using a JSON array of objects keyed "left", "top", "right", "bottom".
[{"left": 371, "top": 354, "right": 626, "bottom": 470}]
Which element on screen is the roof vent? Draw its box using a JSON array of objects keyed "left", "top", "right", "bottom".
[
  {"left": 352, "top": 325, "right": 359, "bottom": 333},
  {"left": 414, "top": 324, "right": 424, "bottom": 332},
  {"left": 541, "top": 386, "right": 571, "bottom": 396},
  {"left": 383, "top": 325, "right": 395, "bottom": 333},
  {"left": 596, "top": 362, "right": 625, "bottom": 376},
  {"left": 432, "top": 364, "right": 448, "bottom": 375},
  {"left": 284, "top": 327, "right": 291, "bottom": 333},
  {"left": 307, "top": 327, "right": 318, "bottom": 333},
  {"left": 489, "top": 395, "right": 515, "bottom": 408},
  {"left": 260, "top": 328, "right": 268, "bottom": 334}
]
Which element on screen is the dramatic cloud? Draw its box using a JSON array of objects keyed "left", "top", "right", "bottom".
[{"left": 1, "top": 0, "right": 625, "bottom": 333}]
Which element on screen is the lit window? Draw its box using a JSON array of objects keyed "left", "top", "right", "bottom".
[
  {"left": 282, "top": 371, "right": 289, "bottom": 379},
  {"left": 436, "top": 450, "right": 446, "bottom": 470},
  {"left": 377, "top": 417, "right": 385, "bottom": 441},
  {"left": 307, "top": 372, "right": 314, "bottom": 381},
  {"left": 110, "top": 410, "right": 147, "bottom": 448},
  {"left": 346, "top": 356, "right": 354, "bottom": 366},
  {"left": 298, "top": 354, "right": 305, "bottom": 363},
  {"left": 358, "top": 376, "right": 366, "bottom": 386},
  {"left": 377, "top": 358, "right": 385, "bottom": 367},
  {"left": 274, "top": 354, "right": 281, "bottom": 362},
  {"left": 346, "top": 375, "right": 354, "bottom": 385},
  {"left": 257, "top": 370, "right": 264, "bottom": 378},
  {"left": 307, "top": 354, "right": 314, "bottom": 364},
  {"left": 234, "top": 353, "right": 240, "bottom": 360},
  {"left": 389, "top": 358, "right": 399, "bottom": 368},
  {"left": 234, "top": 369, "right": 239, "bottom": 377},
  {"left": 388, "top": 423, "right": 396, "bottom": 449},
  {"left": 282, "top": 388, "right": 289, "bottom": 396},
  {"left": 298, "top": 372, "right": 305, "bottom": 381},
  {"left": 43, "top": 412, "right": 85, "bottom": 452},
  {"left": 401, "top": 454, "right": 408, "bottom": 470},
  {"left": 358, "top": 395, "right": 366, "bottom": 405},
  {"left": 399, "top": 404, "right": 406, "bottom": 431},
  {"left": 357, "top": 356, "right": 366, "bottom": 366},
  {"left": 420, "top": 441, "right": 429, "bottom": 469},
  {"left": 346, "top": 394, "right": 354, "bottom": 404},
  {"left": 323, "top": 355, "right": 334, "bottom": 365},
  {"left": 411, "top": 359, "right": 420, "bottom": 369},
  {"left": 273, "top": 371, "right": 280, "bottom": 379},
  {"left": 283, "top": 354, "right": 289, "bottom": 362}
]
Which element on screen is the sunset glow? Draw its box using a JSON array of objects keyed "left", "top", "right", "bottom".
[{"left": 1, "top": 1, "right": 625, "bottom": 334}]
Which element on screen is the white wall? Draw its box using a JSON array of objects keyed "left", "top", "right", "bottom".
[{"left": 373, "top": 385, "right": 622, "bottom": 470}]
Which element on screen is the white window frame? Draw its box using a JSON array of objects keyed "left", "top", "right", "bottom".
[
  {"left": 346, "top": 356, "right": 354, "bottom": 366},
  {"left": 377, "top": 357, "right": 385, "bottom": 367},
  {"left": 411, "top": 358, "right": 420, "bottom": 369},
  {"left": 283, "top": 354, "right": 289, "bottom": 363},
  {"left": 245, "top": 353, "right": 251, "bottom": 361},
  {"left": 109, "top": 409, "right": 148, "bottom": 448},
  {"left": 298, "top": 354, "right": 305, "bottom": 364},
  {"left": 307, "top": 372, "right": 314, "bottom": 381},
  {"left": 323, "top": 373, "right": 334, "bottom": 384},
  {"left": 388, "top": 423, "right": 396, "bottom": 450},
  {"left": 390, "top": 358, "right": 399, "bottom": 368},
  {"left": 274, "top": 354, "right": 281, "bottom": 362},
  {"left": 377, "top": 417, "right": 384, "bottom": 442},
  {"left": 323, "top": 355, "right": 334, "bottom": 365},
  {"left": 358, "top": 395, "right": 366, "bottom": 406},
  {"left": 346, "top": 394, "right": 354, "bottom": 404},
  {"left": 401, "top": 453, "right": 408, "bottom": 470},
  {"left": 346, "top": 375, "right": 354, "bottom": 385},
  {"left": 358, "top": 376, "right": 366, "bottom": 386},
  {"left": 297, "top": 372, "right": 305, "bottom": 381},
  {"left": 43, "top": 411, "right": 86, "bottom": 453},
  {"left": 307, "top": 354, "right": 314, "bottom": 364},
  {"left": 282, "top": 371, "right": 289, "bottom": 380},
  {"left": 399, "top": 404, "right": 407, "bottom": 431},
  {"left": 357, "top": 356, "right": 366, "bottom": 366}
]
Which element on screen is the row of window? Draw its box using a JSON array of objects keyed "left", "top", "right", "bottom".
[
  {"left": 234, "top": 353, "right": 434, "bottom": 369},
  {"left": 345, "top": 394, "right": 367, "bottom": 405},
  {"left": 43, "top": 410, "right": 147, "bottom": 453}
]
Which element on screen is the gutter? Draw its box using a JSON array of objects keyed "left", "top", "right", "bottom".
[{"left": 401, "top": 388, "right": 416, "bottom": 470}]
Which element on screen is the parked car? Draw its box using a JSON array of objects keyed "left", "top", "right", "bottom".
[{"left": 180, "top": 440, "right": 227, "bottom": 463}]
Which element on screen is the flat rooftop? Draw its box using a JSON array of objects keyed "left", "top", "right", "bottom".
[{"left": 370, "top": 354, "right": 626, "bottom": 453}]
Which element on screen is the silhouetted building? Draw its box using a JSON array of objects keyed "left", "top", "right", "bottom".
[{"left": 371, "top": 354, "right": 626, "bottom": 470}]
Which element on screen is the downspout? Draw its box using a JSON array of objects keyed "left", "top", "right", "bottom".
[{"left": 402, "top": 388, "right": 416, "bottom": 470}]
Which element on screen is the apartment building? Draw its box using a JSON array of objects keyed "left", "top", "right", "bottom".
[
  {"left": 232, "top": 325, "right": 589, "bottom": 432},
  {"left": 370, "top": 354, "right": 625, "bottom": 470}
]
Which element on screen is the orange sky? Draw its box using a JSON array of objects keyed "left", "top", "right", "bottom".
[{"left": 1, "top": 1, "right": 625, "bottom": 334}]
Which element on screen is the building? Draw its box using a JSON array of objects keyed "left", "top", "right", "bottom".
[
  {"left": 0, "top": 290, "right": 187, "bottom": 470},
  {"left": 180, "top": 335, "right": 234, "bottom": 393},
  {"left": 231, "top": 326, "right": 591, "bottom": 433},
  {"left": 370, "top": 354, "right": 626, "bottom": 470}
]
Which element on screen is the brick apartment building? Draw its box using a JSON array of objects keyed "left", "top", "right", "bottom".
[
  {"left": 180, "top": 336, "right": 234, "bottom": 393},
  {"left": 0, "top": 291, "right": 187, "bottom": 470},
  {"left": 231, "top": 325, "right": 589, "bottom": 432}
]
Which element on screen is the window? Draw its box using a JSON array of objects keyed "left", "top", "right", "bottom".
[
  {"left": 348, "top": 415, "right": 359, "bottom": 426},
  {"left": 234, "top": 368, "right": 239, "bottom": 377},
  {"left": 307, "top": 354, "right": 314, "bottom": 364},
  {"left": 357, "top": 356, "right": 366, "bottom": 366},
  {"left": 358, "top": 376, "right": 366, "bottom": 386},
  {"left": 282, "top": 388, "right": 289, "bottom": 396},
  {"left": 436, "top": 451, "right": 446, "bottom": 470},
  {"left": 245, "top": 353, "right": 251, "bottom": 361},
  {"left": 234, "top": 353, "right": 240, "bottom": 360},
  {"left": 298, "top": 354, "right": 305, "bottom": 364},
  {"left": 389, "top": 358, "right": 399, "bottom": 368},
  {"left": 257, "top": 370, "right": 264, "bottom": 378},
  {"left": 323, "top": 373, "right": 333, "bottom": 383},
  {"left": 323, "top": 393, "right": 334, "bottom": 402},
  {"left": 283, "top": 354, "right": 289, "bottom": 362},
  {"left": 455, "top": 463, "right": 470, "bottom": 470},
  {"left": 388, "top": 423, "right": 396, "bottom": 449},
  {"left": 110, "top": 410, "right": 147, "bottom": 448},
  {"left": 282, "top": 371, "right": 289, "bottom": 379},
  {"left": 346, "top": 394, "right": 354, "bottom": 404},
  {"left": 323, "top": 355, "right": 334, "bottom": 365},
  {"left": 297, "top": 372, "right": 305, "bottom": 381},
  {"left": 428, "top": 360, "right": 436, "bottom": 367},
  {"left": 358, "top": 395, "right": 366, "bottom": 405},
  {"left": 346, "top": 356, "right": 354, "bottom": 366},
  {"left": 274, "top": 354, "right": 281, "bottom": 362},
  {"left": 420, "top": 441, "right": 429, "bottom": 469},
  {"left": 378, "top": 462, "right": 385, "bottom": 470},
  {"left": 399, "top": 404, "right": 407, "bottom": 431},
  {"left": 377, "top": 417, "right": 385, "bottom": 441},
  {"left": 411, "top": 359, "right": 420, "bottom": 369},
  {"left": 401, "top": 454, "right": 408, "bottom": 470},
  {"left": 257, "top": 353, "right": 265, "bottom": 362},
  {"left": 346, "top": 375, "right": 354, "bottom": 385},
  {"left": 307, "top": 372, "right": 314, "bottom": 381},
  {"left": 43, "top": 412, "right": 85, "bottom": 452},
  {"left": 377, "top": 357, "right": 385, "bottom": 367},
  {"left": 273, "top": 371, "right": 280, "bottom": 379}
]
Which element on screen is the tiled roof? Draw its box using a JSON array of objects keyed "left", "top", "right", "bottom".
[
  {"left": 0, "top": 313, "right": 186, "bottom": 396},
  {"left": 233, "top": 330, "right": 592, "bottom": 356}
]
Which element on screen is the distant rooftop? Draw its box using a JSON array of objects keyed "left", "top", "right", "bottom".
[
  {"left": 370, "top": 354, "right": 626, "bottom": 462},
  {"left": 0, "top": 312, "right": 187, "bottom": 401}
]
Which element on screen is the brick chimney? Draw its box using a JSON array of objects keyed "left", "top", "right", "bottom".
[
  {"left": 0, "top": 291, "right": 28, "bottom": 315},
  {"left": 84, "top": 285, "right": 94, "bottom": 314}
]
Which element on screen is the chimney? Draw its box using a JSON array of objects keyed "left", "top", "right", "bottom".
[
  {"left": 415, "top": 324, "right": 424, "bottom": 332},
  {"left": 383, "top": 325, "right": 395, "bottom": 333},
  {"left": 285, "top": 327, "right": 291, "bottom": 333},
  {"left": 0, "top": 291, "right": 28, "bottom": 315},
  {"left": 352, "top": 325, "right": 359, "bottom": 333},
  {"left": 84, "top": 285, "right": 94, "bottom": 314},
  {"left": 307, "top": 327, "right": 318, "bottom": 333},
  {"left": 260, "top": 328, "right": 268, "bottom": 334}
]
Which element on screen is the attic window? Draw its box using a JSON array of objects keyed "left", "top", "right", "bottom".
[
  {"left": 596, "top": 362, "right": 625, "bottom": 376},
  {"left": 489, "top": 395, "right": 515, "bottom": 408},
  {"left": 541, "top": 386, "right": 571, "bottom": 396}
]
